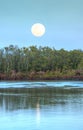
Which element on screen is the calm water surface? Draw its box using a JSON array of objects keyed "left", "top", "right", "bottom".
[{"left": 0, "top": 81, "right": 83, "bottom": 130}]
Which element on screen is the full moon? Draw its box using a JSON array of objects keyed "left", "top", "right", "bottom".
[{"left": 31, "top": 23, "right": 45, "bottom": 37}]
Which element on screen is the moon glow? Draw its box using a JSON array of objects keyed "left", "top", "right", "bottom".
[{"left": 31, "top": 23, "right": 45, "bottom": 37}]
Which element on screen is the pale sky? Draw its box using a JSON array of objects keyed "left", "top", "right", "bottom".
[{"left": 0, "top": 0, "right": 82, "bottom": 50}]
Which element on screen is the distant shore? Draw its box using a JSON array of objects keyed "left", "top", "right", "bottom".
[
  {"left": 0, "top": 71, "right": 83, "bottom": 81},
  {"left": 0, "top": 45, "right": 83, "bottom": 81}
]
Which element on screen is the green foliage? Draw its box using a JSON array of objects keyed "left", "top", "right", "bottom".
[{"left": 0, "top": 45, "right": 83, "bottom": 80}]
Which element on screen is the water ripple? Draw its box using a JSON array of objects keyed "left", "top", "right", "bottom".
[{"left": 0, "top": 81, "right": 83, "bottom": 88}]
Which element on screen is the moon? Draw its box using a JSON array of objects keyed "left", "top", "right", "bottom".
[{"left": 31, "top": 23, "right": 45, "bottom": 37}]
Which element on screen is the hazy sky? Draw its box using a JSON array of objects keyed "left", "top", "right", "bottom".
[{"left": 0, "top": 0, "right": 82, "bottom": 50}]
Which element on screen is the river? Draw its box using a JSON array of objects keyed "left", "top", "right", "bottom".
[{"left": 0, "top": 81, "right": 83, "bottom": 130}]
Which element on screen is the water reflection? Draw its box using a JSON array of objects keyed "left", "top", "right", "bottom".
[
  {"left": 36, "top": 98, "right": 40, "bottom": 127},
  {"left": 0, "top": 87, "right": 83, "bottom": 130},
  {"left": 0, "top": 87, "right": 83, "bottom": 112}
]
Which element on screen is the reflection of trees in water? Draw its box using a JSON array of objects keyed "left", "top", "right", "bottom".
[{"left": 0, "top": 87, "right": 83, "bottom": 111}]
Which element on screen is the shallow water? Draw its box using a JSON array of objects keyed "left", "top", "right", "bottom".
[{"left": 0, "top": 81, "right": 83, "bottom": 130}]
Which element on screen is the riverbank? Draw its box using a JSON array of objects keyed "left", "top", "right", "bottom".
[
  {"left": 0, "top": 45, "right": 83, "bottom": 81},
  {"left": 0, "top": 71, "right": 83, "bottom": 81}
]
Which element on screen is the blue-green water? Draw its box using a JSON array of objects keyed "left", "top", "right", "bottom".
[{"left": 0, "top": 81, "right": 83, "bottom": 130}]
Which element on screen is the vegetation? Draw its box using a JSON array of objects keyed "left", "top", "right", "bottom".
[{"left": 0, "top": 45, "right": 83, "bottom": 80}]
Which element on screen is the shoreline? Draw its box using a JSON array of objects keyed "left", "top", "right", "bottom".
[
  {"left": 0, "top": 75, "right": 83, "bottom": 81},
  {"left": 0, "top": 70, "right": 83, "bottom": 81}
]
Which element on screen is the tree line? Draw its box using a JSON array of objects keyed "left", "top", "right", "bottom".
[{"left": 0, "top": 45, "right": 83, "bottom": 80}]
